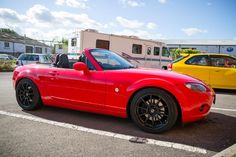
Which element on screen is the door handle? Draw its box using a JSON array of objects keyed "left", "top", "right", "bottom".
[
  {"left": 48, "top": 71, "right": 58, "bottom": 76},
  {"left": 215, "top": 70, "right": 220, "bottom": 72}
]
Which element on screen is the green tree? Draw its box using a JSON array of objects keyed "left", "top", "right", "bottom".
[
  {"left": 171, "top": 48, "right": 200, "bottom": 60},
  {"left": 62, "top": 38, "right": 68, "bottom": 46},
  {"left": 0, "top": 28, "right": 17, "bottom": 34}
]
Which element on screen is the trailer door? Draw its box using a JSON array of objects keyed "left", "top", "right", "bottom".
[
  {"left": 144, "top": 45, "right": 152, "bottom": 68},
  {"left": 96, "top": 39, "right": 110, "bottom": 50}
]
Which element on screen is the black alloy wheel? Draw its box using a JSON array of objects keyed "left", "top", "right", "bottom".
[
  {"left": 16, "top": 79, "right": 42, "bottom": 110},
  {"left": 130, "top": 88, "right": 178, "bottom": 133}
]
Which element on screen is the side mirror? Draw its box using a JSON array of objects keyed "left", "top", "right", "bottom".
[{"left": 73, "top": 62, "right": 90, "bottom": 75}]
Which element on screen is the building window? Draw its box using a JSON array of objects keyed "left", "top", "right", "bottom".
[
  {"left": 4, "top": 42, "right": 9, "bottom": 48},
  {"left": 36, "top": 47, "right": 42, "bottom": 53},
  {"left": 71, "top": 38, "right": 77, "bottom": 46},
  {"left": 154, "top": 47, "right": 160, "bottom": 56},
  {"left": 26, "top": 46, "right": 33, "bottom": 53},
  {"left": 147, "top": 47, "right": 151, "bottom": 55},
  {"left": 58, "top": 45, "right": 63, "bottom": 49},
  {"left": 132, "top": 44, "right": 142, "bottom": 54},
  {"left": 45, "top": 48, "right": 47, "bottom": 53},
  {"left": 96, "top": 39, "right": 110, "bottom": 50}
]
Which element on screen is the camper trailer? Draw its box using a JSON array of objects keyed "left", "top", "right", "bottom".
[{"left": 68, "top": 29, "right": 171, "bottom": 69}]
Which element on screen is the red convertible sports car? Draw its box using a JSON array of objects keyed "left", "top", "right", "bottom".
[{"left": 13, "top": 48, "right": 215, "bottom": 133}]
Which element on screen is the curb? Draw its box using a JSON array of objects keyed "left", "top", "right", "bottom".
[{"left": 213, "top": 144, "right": 236, "bottom": 157}]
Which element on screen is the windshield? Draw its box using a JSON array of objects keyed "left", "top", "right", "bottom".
[
  {"left": 40, "top": 55, "right": 53, "bottom": 63},
  {"left": 172, "top": 56, "right": 185, "bottom": 63},
  {"left": 90, "top": 49, "right": 135, "bottom": 70}
]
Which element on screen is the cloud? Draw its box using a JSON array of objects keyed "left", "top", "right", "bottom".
[
  {"left": 27, "top": 4, "right": 54, "bottom": 23},
  {"left": 120, "top": 0, "right": 144, "bottom": 7},
  {"left": 0, "top": 5, "right": 104, "bottom": 40},
  {"left": 158, "top": 0, "right": 167, "bottom": 4},
  {"left": 0, "top": 5, "right": 166, "bottom": 42},
  {"left": 116, "top": 16, "right": 144, "bottom": 29},
  {"left": 0, "top": 8, "right": 25, "bottom": 23},
  {"left": 55, "top": 0, "right": 88, "bottom": 9},
  {"left": 146, "top": 22, "right": 157, "bottom": 29},
  {"left": 181, "top": 28, "right": 208, "bottom": 36}
]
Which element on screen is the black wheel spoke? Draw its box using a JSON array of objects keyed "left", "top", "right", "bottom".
[
  {"left": 149, "top": 95, "right": 153, "bottom": 105},
  {"left": 138, "top": 106, "right": 148, "bottom": 112},
  {"left": 155, "top": 98, "right": 161, "bottom": 106},
  {"left": 141, "top": 98, "right": 149, "bottom": 107},
  {"left": 151, "top": 116, "right": 155, "bottom": 126},
  {"left": 136, "top": 93, "right": 169, "bottom": 129},
  {"left": 144, "top": 115, "right": 150, "bottom": 124}
]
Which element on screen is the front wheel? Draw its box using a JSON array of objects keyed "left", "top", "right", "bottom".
[
  {"left": 16, "top": 78, "right": 43, "bottom": 110},
  {"left": 130, "top": 88, "right": 178, "bottom": 133}
]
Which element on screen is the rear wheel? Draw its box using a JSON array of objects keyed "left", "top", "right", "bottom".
[
  {"left": 130, "top": 88, "right": 178, "bottom": 133},
  {"left": 16, "top": 78, "right": 42, "bottom": 110}
]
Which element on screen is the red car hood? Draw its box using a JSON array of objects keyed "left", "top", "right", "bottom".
[{"left": 108, "top": 68, "right": 205, "bottom": 85}]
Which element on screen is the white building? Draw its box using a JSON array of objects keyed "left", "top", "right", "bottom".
[
  {"left": 0, "top": 32, "right": 51, "bottom": 57},
  {"left": 68, "top": 29, "right": 80, "bottom": 54},
  {"left": 54, "top": 43, "right": 67, "bottom": 54},
  {"left": 164, "top": 40, "right": 236, "bottom": 56}
]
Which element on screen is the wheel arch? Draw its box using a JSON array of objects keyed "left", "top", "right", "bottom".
[
  {"left": 14, "top": 73, "right": 43, "bottom": 101},
  {"left": 15, "top": 76, "right": 39, "bottom": 89},
  {"left": 126, "top": 79, "right": 185, "bottom": 123}
]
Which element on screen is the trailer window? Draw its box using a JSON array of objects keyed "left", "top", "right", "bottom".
[
  {"left": 162, "top": 47, "right": 170, "bottom": 57},
  {"left": 147, "top": 47, "right": 151, "bottom": 55},
  {"left": 96, "top": 40, "right": 110, "bottom": 50},
  {"left": 154, "top": 47, "right": 160, "bottom": 56},
  {"left": 71, "top": 38, "right": 77, "bottom": 46},
  {"left": 132, "top": 44, "right": 142, "bottom": 54}
]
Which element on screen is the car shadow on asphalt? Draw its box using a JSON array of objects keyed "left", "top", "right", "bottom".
[
  {"left": 24, "top": 106, "right": 236, "bottom": 153},
  {"left": 214, "top": 89, "right": 236, "bottom": 95}
]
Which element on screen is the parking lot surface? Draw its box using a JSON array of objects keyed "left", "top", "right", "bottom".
[{"left": 0, "top": 72, "right": 235, "bottom": 156}]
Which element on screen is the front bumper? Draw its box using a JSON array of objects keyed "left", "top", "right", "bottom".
[{"left": 181, "top": 87, "right": 215, "bottom": 123}]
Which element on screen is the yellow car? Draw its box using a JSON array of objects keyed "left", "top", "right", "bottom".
[{"left": 168, "top": 54, "right": 236, "bottom": 90}]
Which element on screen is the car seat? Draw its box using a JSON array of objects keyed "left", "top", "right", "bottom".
[
  {"left": 52, "top": 54, "right": 60, "bottom": 67},
  {"left": 54, "top": 54, "right": 69, "bottom": 68}
]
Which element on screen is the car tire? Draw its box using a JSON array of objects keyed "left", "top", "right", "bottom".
[
  {"left": 130, "top": 88, "right": 178, "bottom": 133},
  {"left": 16, "top": 78, "right": 43, "bottom": 110}
]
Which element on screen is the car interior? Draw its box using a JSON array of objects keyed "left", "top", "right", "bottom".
[
  {"left": 52, "top": 54, "right": 70, "bottom": 68},
  {"left": 52, "top": 53, "right": 95, "bottom": 70}
]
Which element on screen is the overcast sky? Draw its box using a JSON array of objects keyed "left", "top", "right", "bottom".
[{"left": 0, "top": 0, "right": 235, "bottom": 41}]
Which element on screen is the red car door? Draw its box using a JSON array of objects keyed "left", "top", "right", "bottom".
[{"left": 47, "top": 68, "right": 106, "bottom": 110}]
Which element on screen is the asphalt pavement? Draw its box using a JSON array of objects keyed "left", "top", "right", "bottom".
[{"left": 0, "top": 72, "right": 235, "bottom": 157}]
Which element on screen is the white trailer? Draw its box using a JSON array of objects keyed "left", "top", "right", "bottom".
[{"left": 69, "top": 29, "right": 172, "bottom": 69}]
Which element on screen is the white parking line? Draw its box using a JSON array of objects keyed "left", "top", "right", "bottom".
[
  {"left": 0, "top": 110, "right": 207, "bottom": 154},
  {"left": 211, "top": 107, "right": 236, "bottom": 112}
]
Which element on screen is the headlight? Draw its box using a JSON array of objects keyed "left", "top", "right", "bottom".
[{"left": 185, "top": 83, "right": 207, "bottom": 92}]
